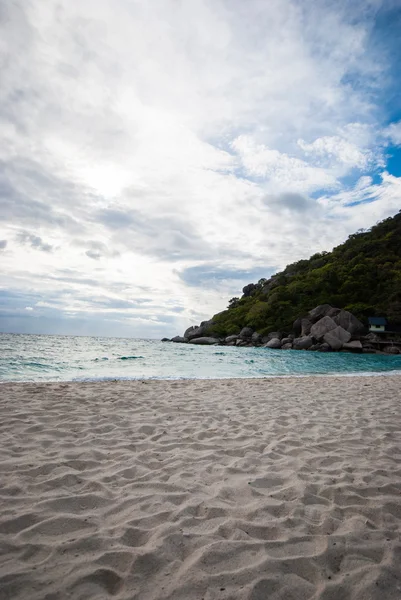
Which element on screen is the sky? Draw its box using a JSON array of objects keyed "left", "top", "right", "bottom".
[{"left": 1, "top": 0, "right": 401, "bottom": 338}]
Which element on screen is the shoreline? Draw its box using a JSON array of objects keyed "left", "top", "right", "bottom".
[
  {"left": 2, "top": 368, "right": 401, "bottom": 384},
  {"left": 1, "top": 376, "right": 401, "bottom": 599}
]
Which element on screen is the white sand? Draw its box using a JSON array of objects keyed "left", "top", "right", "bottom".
[{"left": 0, "top": 376, "right": 401, "bottom": 600}]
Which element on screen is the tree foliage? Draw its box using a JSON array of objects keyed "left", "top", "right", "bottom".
[{"left": 207, "top": 211, "right": 401, "bottom": 337}]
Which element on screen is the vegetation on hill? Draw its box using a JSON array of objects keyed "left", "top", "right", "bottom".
[{"left": 207, "top": 210, "right": 401, "bottom": 338}]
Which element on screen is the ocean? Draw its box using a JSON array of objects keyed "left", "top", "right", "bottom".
[{"left": 1, "top": 333, "right": 401, "bottom": 381}]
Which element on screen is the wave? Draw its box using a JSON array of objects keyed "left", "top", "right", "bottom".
[{"left": 118, "top": 355, "right": 145, "bottom": 360}]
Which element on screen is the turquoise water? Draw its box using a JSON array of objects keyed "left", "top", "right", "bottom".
[{"left": 1, "top": 333, "right": 401, "bottom": 381}]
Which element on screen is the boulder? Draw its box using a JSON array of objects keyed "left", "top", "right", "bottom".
[
  {"left": 161, "top": 338, "right": 171, "bottom": 342},
  {"left": 189, "top": 337, "right": 219, "bottom": 345},
  {"left": 266, "top": 331, "right": 283, "bottom": 341},
  {"left": 318, "top": 343, "right": 331, "bottom": 352},
  {"left": 239, "top": 327, "right": 254, "bottom": 340},
  {"left": 236, "top": 339, "right": 249, "bottom": 347},
  {"left": 333, "top": 310, "right": 366, "bottom": 336},
  {"left": 310, "top": 316, "right": 337, "bottom": 341},
  {"left": 301, "top": 318, "right": 312, "bottom": 336},
  {"left": 323, "top": 326, "right": 351, "bottom": 350},
  {"left": 293, "top": 317, "right": 303, "bottom": 336},
  {"left": 293, "top": 336, "right": 313, "bottom": 350},
  {"left": 225, "top": 335, "right": 239, "bottom": 343},
  {"left": 281, "top": 343, "right": 293, "bottom": 350},
  {"left": 383, "top": 346, "right": 400, "bottom": 354},
  {"left": 308, "top": 304, "right": 333, "bottom": 323},
  {"left": 264, "top": 337, "right": 281, "bottom": 349},
  {"left": 308, "top": 343, "right": 322, "bottom": 351},
  {"left": 251, "top": 332, "right": 263, "bottom": 344},
  {"left": 281, "top": 337, "right": 293, "bottom": 345},
  {"left": 226, "top": 341, "right": 237, "bottom": 346},
  {"left": 326, "top": 307, "right": 341, "bottom": 319},
  {"left": 171, "top": 336, "right": 188, "bottom": 343},
  {"left": 342, "top": 340, "right": 363, "bottom": 351},
  {"left": 184, "top": 319, "right": 214, "bottom": 340}
]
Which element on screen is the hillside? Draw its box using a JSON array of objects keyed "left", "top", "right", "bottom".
[{"left": 206, "top": 210, "right": 401, "bottom": 338}]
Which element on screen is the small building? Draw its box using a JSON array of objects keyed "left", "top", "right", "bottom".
[{"left": 368, "top": 317, "right": 387, "bottom": 333}]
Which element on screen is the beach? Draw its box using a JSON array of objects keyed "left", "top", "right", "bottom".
[{"left": 0, "top": 376, "right": 401, "bottom": 600}]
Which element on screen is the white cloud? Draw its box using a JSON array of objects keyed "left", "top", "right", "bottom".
[
  {"left": 0, "top": 0, "right": 400, "bottom": 337},
  {"left": 385, "top": 120, "right": 401, "bottom": 145}
]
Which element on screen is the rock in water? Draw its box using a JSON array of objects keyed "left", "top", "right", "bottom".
[
  {"left": 225, "top": 335, "right": 239, "bottom": 343},
  {"left": 342, "top": 340, "right": 363, "bottom": 351},
  {"left": 189, "top": 337, "right": 220, "bottom": 345},
  {"left": 264, "top": 338, "right": 281, "bottom": 349},
  {"left": 171, "top": 336, "right": 188, "bottom": 343}
]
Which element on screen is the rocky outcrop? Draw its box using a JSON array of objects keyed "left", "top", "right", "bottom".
[
  {"left": 189, "top": 337, "right": 219, "bottom": 345},
  {"left": 184, "top": 319, "right": 215, "bottom": 341},
  {"left": 171, "top": 303, "right": 397, "bottom": 355}
]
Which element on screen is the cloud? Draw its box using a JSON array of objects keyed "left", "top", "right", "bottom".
[
  {"left": 17, "top": 231, "right": 53, "bottom": 252},
  {"left": 178, "top": 263, "right": 277, "bottom": 289},
  {"left": 0, "top": 240, "right": 7, "bottom": 249},
  {"left": 385, "top": 120, "right": 401, "bottom": 145},
  {"left": 0, "top": 0, "right": 400, "bottom": 337}
]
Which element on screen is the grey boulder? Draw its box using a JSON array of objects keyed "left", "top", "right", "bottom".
[
  {"left": 383, "top": 346, "right": 400, "bottom": 354},
  {"left": 310, "top": 316, "right": 337, "bottom": 341},
  {"left": 281, "top": 337, "right": 293, "bottom": 345},
  {"left": 239, "top": 327, "right": 254, "bottom": 339},
  {"left": 308, "top": 304, "right": 333, "bottom": 323},
  {"left": 225, "top": 335, "right": 239, "bottom": 343},
  {"left": 333, "top": 310, "right": 366, "bottom": 336},
  {"left": 342, "top": 340, "right": 363, "bottom": 351},
  {"left": 171, "top": 336, "right": 188, "bottom": 343},
  {"left": 184, "top": 319, "right": 214, "bottom": 340},
  {"left": 251, "top": 332, "right": 263, "bottom": 344},
  {"left": 281, "top": 343, "right": 293, "bottom": 350},
  {"left": 293, "top": 336, "right": 313, "bottom": 350},
  {"left": 301, "top": 319, "right": 312, "bottom": 336},
  {"left": 323, "top": 326, "right": 351, "bottom": 350},
  {"left": 264, "top": 337, "right": 282, "bottom": 349}
]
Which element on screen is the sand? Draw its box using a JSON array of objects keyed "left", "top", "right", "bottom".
[{"left": 0, "top": 376, "right": 400, "bottom": 600}]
